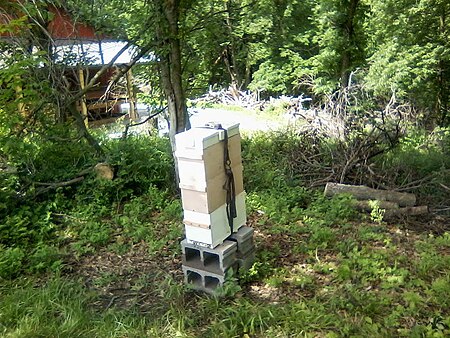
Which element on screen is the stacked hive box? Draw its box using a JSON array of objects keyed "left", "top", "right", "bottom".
[
  {"left": 175, "top": 123, "right": 255, "bottom": 293},
  {"left": 175, "top": 123, "right": 246, "bottom": 247}
]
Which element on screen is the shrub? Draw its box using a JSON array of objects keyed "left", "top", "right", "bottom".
[{"left": 74, "top": 135, "right": 175, "bottom": 210}]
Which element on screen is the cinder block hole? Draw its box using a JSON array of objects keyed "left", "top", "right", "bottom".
[
  {"left": 204, "top": 276, "right": 220, "bottom": 289},
  {"left": 203, "top": 252, "right": 220, "bottom": 270},
  {"left": 186, "top": 270, "right": 202, "bottom": 287},
  {"left": 185, "top": 247, "right": 201, "bottom": 263}
]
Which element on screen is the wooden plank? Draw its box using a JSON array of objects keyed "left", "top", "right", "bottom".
[{"left": 125, "top": 69, "right": 137, "bottom": 121}]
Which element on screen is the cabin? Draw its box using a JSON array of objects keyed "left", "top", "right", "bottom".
[{"left": 1, "top": 3, "right": 142, "bottom": 126}]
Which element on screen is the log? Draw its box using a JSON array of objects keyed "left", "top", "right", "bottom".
[
  {"left": 353, "top": 200, "right": 399, "bottom": 211},
  {"left": 324, "top": 182, "right": 416, "bottom": 207},
  {"left": 384, "top": 206, "right": 429, "bottom": 219},
  {"left": 94, "top": 163, "right": 114, "bottom": 180}
]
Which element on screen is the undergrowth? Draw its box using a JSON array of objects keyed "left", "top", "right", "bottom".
[
  {"left": 0, "top": 135, "right": 177, "bottom": 277},
  {"left": 1, "top": 126, "right": 449, "bottom": 337}
]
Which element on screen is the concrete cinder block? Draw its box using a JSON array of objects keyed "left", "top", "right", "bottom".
[
  {"left": 182, "top": 265, "right": 237, "bottom": 294},
  {"left": 228, "top": 226, "right": 254, "bottom": 255},
  {"left": 181, "top": 239, "right": 237, "bottom": 274},
  {"left": 236, "top": 249, "right": 256, "bottom": 271}
]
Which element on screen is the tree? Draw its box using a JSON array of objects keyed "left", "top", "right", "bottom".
[
  {"left": 308, "top": 0, "right": 368, "bottom": 92},
  {"left": 247, "top": 0, "right": 316, "bottom": 96},
  {"left": 365, "top": 0, "right": 450, "bottom": 125},
  {"left": 70, "top": 0, "right": 191, "bottom": 147}
]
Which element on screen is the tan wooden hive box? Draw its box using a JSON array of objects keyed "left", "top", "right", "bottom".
[
  {"left": 180, "top": 163, "right": 244, "bottom": 213},
  {"left": 175, "top": 123, "right": 244, "bottom": 214}
]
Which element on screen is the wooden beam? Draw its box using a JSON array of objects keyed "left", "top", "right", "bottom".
[
  {"left": 125, "top": 68, "right": 137, "bottom": 121},
  {"left": 78, "top": 67, "right": 89, "bottom": 128}
]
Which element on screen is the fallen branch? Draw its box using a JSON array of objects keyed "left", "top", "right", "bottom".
[
  {"left": 33, "top": 163, "right": 110, "bottom": 196},
  {"left": 34, "top": 176, "right": 85, "bottom": 196},
  {"left": 34, "top": 176, "right": 85, "bottom": 187}
]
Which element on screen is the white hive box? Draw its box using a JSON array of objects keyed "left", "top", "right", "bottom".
[
  {"left": 175, "top": 123, "right": 240, "bottom": 156},
  {"left": 184, "top": 192, "right": 247, "bottom": 248},
  {"left": 176, "top": 123, "right": 245, "bottom": 213},
  {"left": 175, "top": 123, "right": 247, "bottom": 248}
]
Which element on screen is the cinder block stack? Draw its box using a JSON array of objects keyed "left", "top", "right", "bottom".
[
  {"left": 228, "top": 226, "right": 255, "bottom": 270},
  {"left": 175, "top": 123, "right": 255, "bottom": 293}
]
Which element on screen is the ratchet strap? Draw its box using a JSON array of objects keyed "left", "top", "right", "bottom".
[{"left": 203, "top": 123, "right": 237, "bottom": 233}]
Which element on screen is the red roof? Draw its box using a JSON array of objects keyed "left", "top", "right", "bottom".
[
  {"left": 47, "top": 5, "right": 99, "bottom": 41},
  {"left": 1, "top": 4, "right": 104, "bottom": 41}
]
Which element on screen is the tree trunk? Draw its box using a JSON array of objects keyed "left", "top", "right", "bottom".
[
  {"left": 68, "top": 104, "right": 104, "bottom": 155},
  {"left": 384, "top": 206, "right": 428, "bottom": 219},
  {"left": 437, "top": 9, "right": 449, "bottom": 126},
  {"left": 224, "top": 0, "right": 242, "bottom": 89},
  {"left": 340, "top": 0, "right": 359, "bottom": 89},
  {"left": 156, "top": 0, "right": 190, "bottom": 182},
  {"left": 125, "top": 69, "right": 138, "bottom": 121}
]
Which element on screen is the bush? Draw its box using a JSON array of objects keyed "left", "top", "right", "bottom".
[
  {"left": 0, "top": 204, "right": 55, "bottom": 247},
  {"left": 242, "top": 130, "right": 304, "bottom": 191},
  {"left": 379, "top": 127, "right": 450, "bottom": 206},
  {"left": 74, "top": 135, "right": 175, "bottom": 210}
]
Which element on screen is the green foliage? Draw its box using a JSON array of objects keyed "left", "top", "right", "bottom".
[
  {"left": 305, "top": 194, "right": 356, "bottom": 225},
  {"left": 0, "top": 246, "right": 25, "bottom": 279},
  {"left": 28, "top": 243, "right": 63, "bottom": 273},
  {"left": 0, "top": 203, "right": 56, "bottom": 247},
  {"left": 365, "top": 0, "right": 450, "bottom": 123},
  {"left": 0, "top": 131, "right": 176, "bottom": 278},
  {"left": 368, "top": 200, "right": 385, "bottom": 224},
  {"left": 30, "top": 131, "right": 97, "bottom": 183},
  {"left": 242, "top": 130, "right": 311, "bottom": 191},
  {"left": 112, "top": 187, "right": 182, "bottom": 246},
  {"left": 2, "top": 1, "right": 450, "bottom": 334}
]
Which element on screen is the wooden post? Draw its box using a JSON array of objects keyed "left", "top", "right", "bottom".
[
  {"left": 78, "top": 68, "right": 89, "bottom": 128},
  {"left": 98, "top": 40, "right": 105, "bottom": 65},
  {"left": 125, "top": 69, "right": 138, "bottom": 121}
]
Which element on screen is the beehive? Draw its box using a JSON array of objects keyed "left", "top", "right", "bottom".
[{"left": 175, "top": 123, "right": 246, "bottom": 248}]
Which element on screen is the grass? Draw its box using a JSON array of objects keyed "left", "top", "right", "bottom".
[
  {"left": 1, "top": 129, "right": 449, "bottom": 337},
  {"left": 1, "top": 209, "right": 449, "bottom": 337}
]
